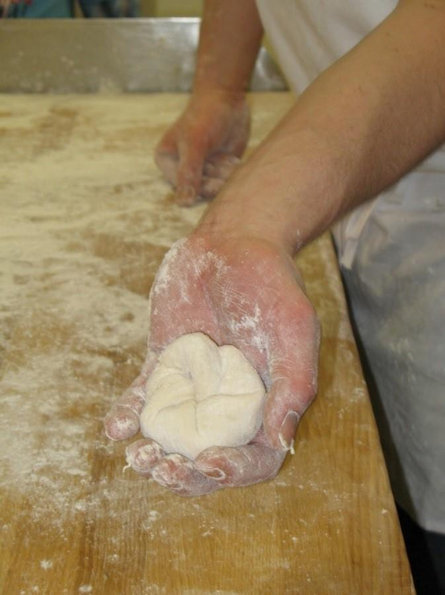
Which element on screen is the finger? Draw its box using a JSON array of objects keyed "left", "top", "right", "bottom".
[
  {"left": 154, "top": 151, "right": 178, "bottom": 186},
  {"left": 203, "top": 154, "right": 241, "bottom": 180},
  {"left": 199, "top": 154, "right": 241, "bottom": 198},
  {"left": 154, "top": 130, "right": 179, "bottom": 185},
  {"left": 175, "top": 140, "right": 206, "bottom": 206},
  {"left": 264, "top": 380, "right": 302, "bottom": 453},
  {"left": 264, "top": 304, "right": 321, "bottom": 451},
  {"left": 155, "top": 127, "right": 178, "bottom": 158},
  {"left": 125, "top": 438, "right": 165, "bottom": 476},
  {"left": 103, "top": 390, "right": 144, "bottom": 441},
  {"left": 195, "top": 443, "right": 286, "bottom": 487},
  {"left": 104, "top": 353, "right": 158, "bottom": 441},
  {"left": 151, "top": 454, "right": 220, "bottom": 496},
  {"left": 199, "top": 176, "right": 225, "bottom": 199}
]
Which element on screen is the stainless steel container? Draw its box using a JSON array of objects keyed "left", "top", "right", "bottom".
[{"left": 0, "top": 18, "right": 287, "bottom": 93}]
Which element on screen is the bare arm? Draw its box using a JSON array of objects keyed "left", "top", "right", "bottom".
[
  {"left": 107, "top": 0, "right": 445, "bottom": 496},
  {"left": 198, "top": 0, "right": 445, "bottom": 253},
  {"left": 194, "top": 0, "right": 263, "bottom": 95},
  {"left": 155, "top": 0, "right": 263, "bottom": 204}
]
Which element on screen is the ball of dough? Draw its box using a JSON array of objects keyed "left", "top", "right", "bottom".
[{"left": 140, "top": 332, "right": 266, "bottom": 460}]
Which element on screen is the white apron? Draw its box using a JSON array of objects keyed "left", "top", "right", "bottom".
[{"left": 256, "top": 0, "right": 445, "bottom": 533}]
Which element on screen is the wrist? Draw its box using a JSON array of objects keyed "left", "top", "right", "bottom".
[
  {"left": 195, "top": 159, "right": 306, "bottom": 256},
  {"left": 197, "top": 125, "right": 347, "bottom": 256},
  {"left": 190, "top": 85, "right": 246, "bottom": 109},
  {"left": 196, "top": 190, "right": 296, "bottom": 257}
]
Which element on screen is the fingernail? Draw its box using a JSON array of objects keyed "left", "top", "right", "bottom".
[
  {"left": 278, "top": 411, "right": 299, "bottom": 453},
  {"left": 151, "top": 465, "right": 180, "bottom": 489},
  {"left": 125, "top": 441, "right": 161, "bottom": 473},
  {"left": 104, "top": 409, "right": 139, "bottom": 441},
  {"left": 151, "top": 465, "right": 169, "bottom": 485},
  {"left": 199, "top": 467, "right": 226, "bottom": 481},
  {"left": 175, "top": 185, "right": 196, "bottom": 205}
]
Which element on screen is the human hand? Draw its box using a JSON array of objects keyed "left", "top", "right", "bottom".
[
  {"left": 154, "top": 91, "right": 250, "bottom": 206},
  {"left": 104, "top": 233, "right": 320, "bottom": 496}
]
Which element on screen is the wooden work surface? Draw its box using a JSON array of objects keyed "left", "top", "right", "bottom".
[{"left": 0, "top": 93, "right": 413, "bottom": 594}]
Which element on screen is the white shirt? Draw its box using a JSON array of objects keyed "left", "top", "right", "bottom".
[{"left": 256, "top": 0, "right": 445, "bottom": 533}]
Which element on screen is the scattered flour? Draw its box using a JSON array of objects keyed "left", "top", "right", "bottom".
[
  {"left": 40, "top": 559, "right": 53, "bottom": 570},
  {"left": 0, "top": 93, "right": 308, "bottom": 593},
  {"left": 0, "top": 93, "right": 389, "bottom": 594}
]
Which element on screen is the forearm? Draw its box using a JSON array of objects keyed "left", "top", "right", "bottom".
[
  {"left": 198, "top": 0, "right": 445, "bottom": 254},
  {"left": 193, "top": 0, "right": 263, "bottom": 98}
]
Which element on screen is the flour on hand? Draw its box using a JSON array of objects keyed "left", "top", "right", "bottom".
[{"left": 140, "top": 333, "right": 266, "bottom": 459}]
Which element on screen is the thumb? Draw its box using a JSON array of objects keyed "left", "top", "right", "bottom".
[
  {"left": 263, "top": 375, "right": 316, "bottom": 452},
  {"left": 175, "top": 140, "right": 206, "bottom": 206}
]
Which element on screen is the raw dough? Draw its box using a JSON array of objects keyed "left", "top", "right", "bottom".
[{"left": 140, "top": 332, "right": 266, "bottom": 459}]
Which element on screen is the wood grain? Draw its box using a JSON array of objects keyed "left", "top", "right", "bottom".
[{"left": 0, "top": 93, "right": 414, "bottom": 594}]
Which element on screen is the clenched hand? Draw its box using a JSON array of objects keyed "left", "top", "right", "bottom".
[{"left": 154, "top": 91, "right": 250, "bottom": 206}]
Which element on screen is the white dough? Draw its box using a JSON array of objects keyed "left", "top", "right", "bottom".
[{"left": 140, "top": 332, "right": 266, "bottom": 460}]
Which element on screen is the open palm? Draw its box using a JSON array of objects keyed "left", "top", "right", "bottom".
[{"left": 104, "top": 233, "right": 319, "bottom": 495}]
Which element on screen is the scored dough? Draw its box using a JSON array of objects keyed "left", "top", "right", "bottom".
[{"left": 140, "top": 332, "right": 266, "bottom": 460}]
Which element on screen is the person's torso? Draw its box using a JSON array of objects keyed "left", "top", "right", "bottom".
[{"left": 256, "top": 0, "right": 397, "bottom": 93}]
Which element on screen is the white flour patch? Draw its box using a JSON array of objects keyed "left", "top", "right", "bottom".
[
  {"left": 0, "top": 93, "right": 339, "bottom": 593},
  {"left": 40, "top": 559, "right": 53, "bottom": 570},
  {"left": 0, "top": 91, "right": 293, "bottom": 529},
  {"left": 0, "top": 95, "right": 207, "bottom": 533}
]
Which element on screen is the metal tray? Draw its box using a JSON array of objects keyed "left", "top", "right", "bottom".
[{"left": 0, "top": 18, "right": 287, "bottom": 93}]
